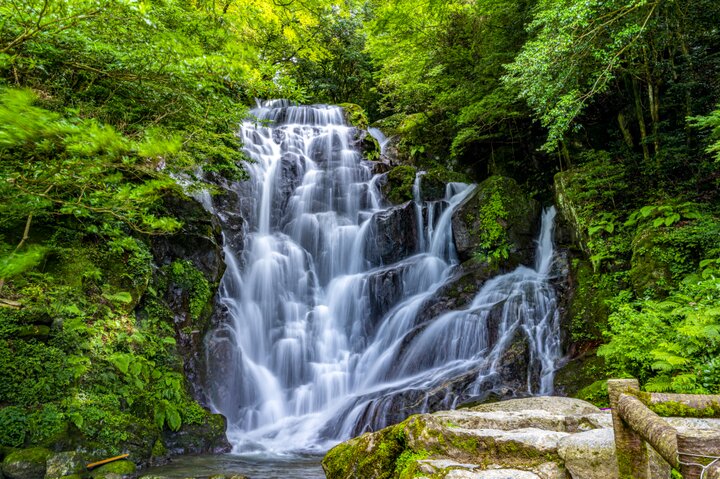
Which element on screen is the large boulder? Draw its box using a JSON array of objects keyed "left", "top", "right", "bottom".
[
  {"left": 322, "top": 397, "right": 607, "bottom": 479},
  {"left": 365, "top": 202, "right": 419, "bottom": 265},
  {"left": 2, "top": 447, "right": 51, "bottom": 479},
  {"left": 161, "top": 413, "right": 230, "bottom": 456},
  {"left": 452, "top": 176, "right": 540, "bottom": 265}
]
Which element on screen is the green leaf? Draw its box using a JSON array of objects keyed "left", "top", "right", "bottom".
[
  {"left": 109, "top": 353, "right": 132, "bottom": 374},
  {"left": 102, "top": 291, "right": 133, "bottom": 304}
]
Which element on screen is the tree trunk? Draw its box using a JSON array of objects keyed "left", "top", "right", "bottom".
[{"left": 633, "top": 79, "right": 651, "bottom": 164}]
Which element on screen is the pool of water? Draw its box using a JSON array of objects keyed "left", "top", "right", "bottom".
[{"left": 140, "top": 453, "right": 326, "bottom": 478}]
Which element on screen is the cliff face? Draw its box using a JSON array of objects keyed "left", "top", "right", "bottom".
[{"left": 0, "top": 192, "right": 232, "bottom": 476}]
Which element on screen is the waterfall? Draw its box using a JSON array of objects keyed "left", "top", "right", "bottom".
[{"left": 205, "top": 102, "right": 561, "bottom": 453}]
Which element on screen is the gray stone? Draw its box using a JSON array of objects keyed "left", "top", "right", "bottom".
[
  {"left": 45, "top": 452, "right": 84, "bottom": 479},
  {"left": 445, "top": 469, "right": 541, "bottom": 479},
  {"left": 558, "top": 428, "right": 617, "bottom": 479},
  {"left": 469, "top": 397, "right": 600, "bottom": 416},
  {"left": 433, "top": 409, "right": 569, "bottom": 433}
]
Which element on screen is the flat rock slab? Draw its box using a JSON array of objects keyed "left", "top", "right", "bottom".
[
  {"left": 468, "top": 397, "right": 600, "bottom": 416},
  {"left": 433, "top": 410, "right": 569, "bottom": 432},
  {"left": 444, "top": 469, "right": 541, "bottom": 479}
]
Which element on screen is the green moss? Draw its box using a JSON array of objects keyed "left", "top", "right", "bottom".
[
  {"left": 90, "top": 459, "right": 137, "bottom": 477},
  {"left": 3, "top": 446, "right": 52, "bottom": 465},
  {"left": 166, "top": 260, "right": 212, "bottom": 321},
  {"left": 151, "top": 438, "right": 167, "bottom": 458},
  {"left": 462, "top": 176, "right": 532, "bottom": 264},
  {"left": 394, "top": 449, "right": 429, "bottom": 479},
  {"left": 567, "top": 260, "right": 612, "bottom": 343},
  {"left": 339, "top": 103, "right": 369, "bottom": 129},
  {"left": 648, "top": 400, "right": 720, "bottom": 418},
  {"left": 383, "top": 165, "right": 417, "bottom": 205},
  {"left": 576, "top": 380, "right": 610, "bottom": 408}
]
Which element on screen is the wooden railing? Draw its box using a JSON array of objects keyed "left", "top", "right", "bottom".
[{"left": 608, "top": 379, "right": 720, "bottom": 479}]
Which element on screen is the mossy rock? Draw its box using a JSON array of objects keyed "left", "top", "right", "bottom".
[
  {"left": 566, "top": 259, "right": 610, "bottom": 344},
  {"left": 322, "top": 423, "right": 406, "bottom": 479},
  {"left": 380, "top": 165, "right": 417, "bottom": 205},
  {"left": 323, "top": 410, "right": 567, "bottom": 479},
  {"left": 553, "top": 354, "right": 607, "bottom": 402},
  {"left": 575, "top": 380, "right": 609, "bottom": 409},
  {"left": 2, "top": 447, "right": 52, "bottom": 479},
  {"left": 451, "top": 176, "right": 540, "bottom": 265},
  {"left": 161, "top": 413, "right": 230, "bottom": 456},
  {"left": 420, "top": 167, "right": 471, "bottom": 201},
  {"left": 89, "top": 459, "right": 136, "bottom": 478},
  {"left": 338, "top": 103, "right": 369, "bottom": 130}
]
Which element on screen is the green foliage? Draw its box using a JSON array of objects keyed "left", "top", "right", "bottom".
[
  {"left": 471, "top": 189, "right": 511, "bottom": 264},
  {"left": 383, "top": 165, "right": 417, "bottom": 204},
  {"left": 0, "top": 406, "right": 28, "bottom": 447},
  {"left": 689, "top": 106, "right": 720, "bottom": 162},
  {"left": 167, "top": 260, "right": 212, "bottom": 321},
  {"left": 599, "top": 270, "right": 720, "bottom": 393}
]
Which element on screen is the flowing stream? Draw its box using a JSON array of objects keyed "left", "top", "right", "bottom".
[{"left": 204, "top": 101, "right": 561, "bottom": 455}]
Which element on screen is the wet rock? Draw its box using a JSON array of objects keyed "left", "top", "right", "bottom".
[
  {"left": 45, "top": 451, "right": 85, "bottom": 479},
  {"left": 365, "top": 264, "right": 405, "bottom": 322},
  {"left": 365, "top": 202, "right": 418, "bottom": 265},
  {"left": 204, "top": 172, "right": 248, "bottom": 252},
  {"left": 150, "top": 193, "right": 226, "bottom": 405},
  {"left": 161, "top": 413, "right": 231, "bottom": 456},
  {"left": 414, "top": 261, "right": 499, "bottom": 326},
  {"left": 2, "top": 447, "right": 51, "bottom": 479},
  {"left": 419, "top": 167, "right": 471, "bottom": 202},
  {"left": 452, "top": 176, "right": 540, "bottom": 265}
]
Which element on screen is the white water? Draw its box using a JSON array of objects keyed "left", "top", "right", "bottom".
[{"left": 205, "top": 102, "right": 561, "bottom": 453}]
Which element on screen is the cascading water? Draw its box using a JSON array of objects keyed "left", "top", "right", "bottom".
[{"left": 205, "top": 101, "right": 561, "bottom": 453}]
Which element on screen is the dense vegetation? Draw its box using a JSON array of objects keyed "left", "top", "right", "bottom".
[{"left": 1, "top": 0, "right": 720, "bottom": 464}]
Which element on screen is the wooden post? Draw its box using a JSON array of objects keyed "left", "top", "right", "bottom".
[
  {"left": 677, "top": 429, "right": 720, "bottom": 479},
  {"left": 616, "top": 394, "right": 678, "bottom": 468},
  {"left": 609, "top": 379, "right": 649, "bottom": 479}
]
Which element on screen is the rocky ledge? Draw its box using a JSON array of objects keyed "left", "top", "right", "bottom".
[{"left": 322, "top": 396, "right": 720, "bottom": 479}]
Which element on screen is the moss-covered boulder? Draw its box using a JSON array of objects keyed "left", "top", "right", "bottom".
[
  {"left": 89, "top": 459, "right": 136, "bottom": 479},
  {"left": 380, "top": 165, "right": 417, "bottom": 205},
  {"left": 161, "top": 413, "right": 230, "bottom": 456},
  {"left": 419, "top": 167, "right": 471, "bottom": 202},
  {"left": 2, "top": 447, "right": 52, "bottom": 479},
  {"left": 322, "top": 398, "right": 609, "bottom": 479},
  {"left": 451, "top": 176, "right": 540, "bottom": 265},
  {"left": 339, "top": 103, "right": 369, "bottom": 130}
]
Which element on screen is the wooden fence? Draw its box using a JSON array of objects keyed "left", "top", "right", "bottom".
[{"left": 608, "top": 379, "right": 720, "bottom": 479}]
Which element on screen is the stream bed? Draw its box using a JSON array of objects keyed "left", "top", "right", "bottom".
[{"left": 141, "top": 453, "right": 325, "bottom": 478}]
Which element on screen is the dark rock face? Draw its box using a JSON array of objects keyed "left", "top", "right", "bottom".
[
  {"left": 452, "top": 176, "right": 541, "bottom": 265},
  {"left": 364, "top": 202, "right": 418, "bottom": 265},
  {"left": 161, "top": 413, "right": 231, "bottom": 456},
  {"left": 150, "top": 193, "right": 225, "bottom": 405},
  {"left": 414, "top": 261, "right": 500, "bottom": 327}
]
